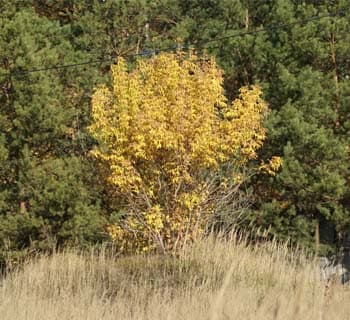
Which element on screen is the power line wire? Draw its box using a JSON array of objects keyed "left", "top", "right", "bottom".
[
  {"left": 18, "top": 58, "right": 112, "bottom": 75},
  {"left": 194, "top": 8, "right": 347, "bottom": 47},
  {"left": 0, "top": 8, "right": 347, "bottom": 80}
]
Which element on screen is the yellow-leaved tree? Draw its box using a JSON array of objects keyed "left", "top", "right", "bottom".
[{"left": 90, "top": 52, "right": 276, "bottom": 253}]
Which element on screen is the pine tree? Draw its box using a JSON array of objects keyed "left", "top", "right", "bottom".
[
  {"left": 0, "top": 0, "right": 185, "bottom": 261},
  {"left": 249, "top": 1, "right": 350, "bottom": 252},
  {"left": 0, "top": 2, "right": 106, "bottom": 262},
  {"left": 167, "top": 0, "right": 350, "bottom": 252}
]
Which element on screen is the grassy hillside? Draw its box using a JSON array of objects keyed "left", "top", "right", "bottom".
[{"left": 0, "top": 235, "right": 349, "bottom": 320}]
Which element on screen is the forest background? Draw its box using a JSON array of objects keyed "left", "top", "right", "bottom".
[{"left": 1, "top": 0, "right": 350, "bottom": 265}]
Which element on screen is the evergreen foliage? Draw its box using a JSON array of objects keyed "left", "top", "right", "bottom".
[
  {"left": 0, "top": 2, "right": 106, "bottom": 263},
  {"left": 1, "top": 0, "right": 350, "bottom": 258},
  {"left": 173, "top": 0, "right": 350, "bottom": 251}
]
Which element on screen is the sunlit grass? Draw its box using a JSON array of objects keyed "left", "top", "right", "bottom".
[{"left": 1, "top": 234, "right": 349, "bottom": 320}]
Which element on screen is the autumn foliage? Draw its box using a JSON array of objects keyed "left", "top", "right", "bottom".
[{"left": 89, "top": 52, "right": 270, "bottom": 253}]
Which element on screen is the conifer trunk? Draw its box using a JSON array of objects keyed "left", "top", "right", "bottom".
[{"left": 315, "top": 218, "right": 320, "bottom": 255}]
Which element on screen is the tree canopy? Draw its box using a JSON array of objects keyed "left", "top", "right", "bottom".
[
  {"left": 89, "top": 52, "right": 270, "bottom": 252},
  {"left": 1, "top": 0, "right": 350, "bottom": 260}
]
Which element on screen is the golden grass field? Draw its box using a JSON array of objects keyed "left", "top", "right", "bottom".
[{"left": 1, "top": 234, "right": 349, "bottom": 320}]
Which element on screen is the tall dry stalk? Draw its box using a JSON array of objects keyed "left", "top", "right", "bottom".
[{"left": 0, "top": 235, "right": 349, "bottom": 320}]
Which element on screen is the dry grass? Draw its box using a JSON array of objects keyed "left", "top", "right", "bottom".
[{"left": 1, "top": 234, "right": 349, "bottom": 320}]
